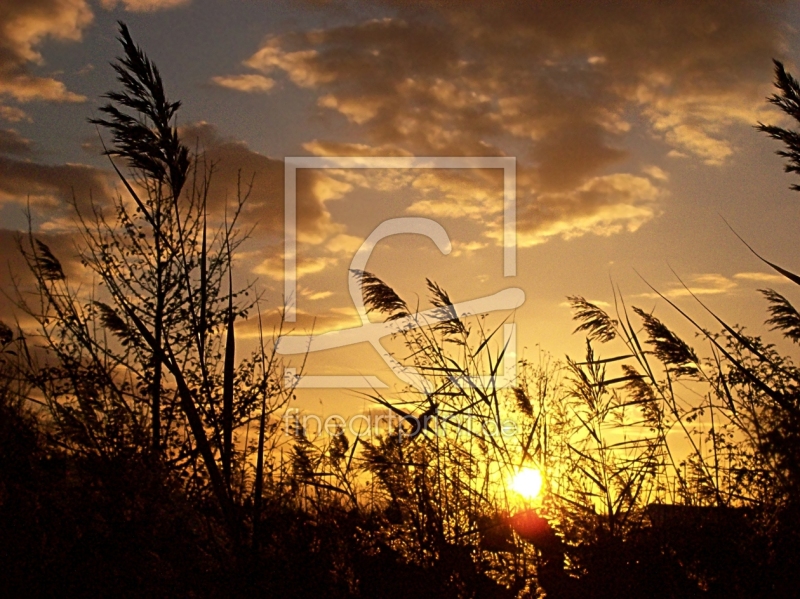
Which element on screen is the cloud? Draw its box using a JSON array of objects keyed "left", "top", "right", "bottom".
[
  {"left": 734, "top": 271, "right": 791, "bottom": 284},
  {"left": 0, "top": 119, "right": 353, "bottom": 331},
  {"left": 0, "top": 0, "right": 92, "bottom": 112},
  {"left": 303, "top": 140, "right": 412, "bottom": 158},
  {"left": 305, "top": 289, "right": 333, "bottom": 301},
  {"left": 0, "top": 75, "right": 85, "bottom": 103},
  {"left": 406, "top": 168, "right": 505, "bottom": 220},
  {"left": 225, "top": 0, "right": 784, "bottom": 246},
  {"left": 250, "top": 232, "right": 364, "bottom": 283},
  {"left": 638, "top": 271, "right": 798, "bottom": 302},
  {"left": 643, "top": 165, "right": 669, "bottom": 181},
  {"left": 254, "top": 253, "right": 339, "bottom": 281},
  {"left": 0, "top": 128, "right": 32, "bottom": 156},
  {"left": 179, "top": 122, "right": 338, "bottom": 243},
  {"left": 514, "top": 173, "right": 661, "bottom": 247},
  {"left": 0, "top": 154, "right": 113, "bottom": 212},
  {"left": 673, "top": 273, "right": 739, "bottom": 297},
  {"left": 245, "top": 1, "right": 782, "bottom": 164},
  {"left": 637, "top": 273, "right": 739, "bottom": 299},
  {"left": 0, "top": 105, "right": 29, "bottom": 122},
  {"left": 211, "top": 74, "right": 275, "bottom": 93},
  {"left": 450, "top": 240, "right": 487, "bottom": 258},
  {"left": 99, "top": 0, "right": 190, "bottom": 11},
  {"left": 325, "top": 233, "right": 363, "bottom": 255},
  {"left": 0, "top": 118, "right": 346, "bottom": 328}
]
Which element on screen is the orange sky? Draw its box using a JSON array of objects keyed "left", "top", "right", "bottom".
[{"left": 2, "top": 0, "right": 800, "bottom": 413}]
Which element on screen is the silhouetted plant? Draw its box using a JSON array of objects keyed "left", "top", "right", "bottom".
[{"left": 14, "top": 22, "right": 293, "bottom": 549}]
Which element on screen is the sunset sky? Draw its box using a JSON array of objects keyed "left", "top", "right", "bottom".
[{"left": 3, "top": 0, "right": 800, "bottom": 410}]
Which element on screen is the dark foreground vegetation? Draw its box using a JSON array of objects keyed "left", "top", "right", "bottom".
[{"left": 2, "top": 23, "right": 800, "bottom": 598}]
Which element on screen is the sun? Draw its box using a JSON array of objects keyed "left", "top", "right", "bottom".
[{"left": 509, "top": 467, "right": 543, "bottom": 500}]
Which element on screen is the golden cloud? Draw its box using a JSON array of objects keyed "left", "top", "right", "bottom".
[
  {"left": 253, "top": 253, "right": 339, "bottom": 281},
  {"left": 0, "top": 0, "right": 92, "bottom": 111},
  {"left": 515, "top": 173, "right": 662, "bottom": 246},
  {"left": 211, "top": 74, "right": 275, "bottom": 93},
  {"left": 734, "top": 272, "right": 791, "bottom": 284},
  {"left": 637, "top": 273, "right": 741, "bottom": 299},
  {"left": 222, "top": 0, "right": 784, "bottom": 246}
]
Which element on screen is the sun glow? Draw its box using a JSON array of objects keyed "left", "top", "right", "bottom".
[{"left": 509, "top": 467, "right": 543, "bottom": 500}]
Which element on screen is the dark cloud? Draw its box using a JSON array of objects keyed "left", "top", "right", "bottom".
[
  {"left": 0, "top": 117, "right": 337, "bottom": 323},
  {"left": 0, "top": 128, "right": 32, "bottom": 156},
  {"left": 182, "top": 122, "right": 338, "bottom": 243},
  {"left": 0, "top": 154, "right": 112, "bottom": 212}
]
